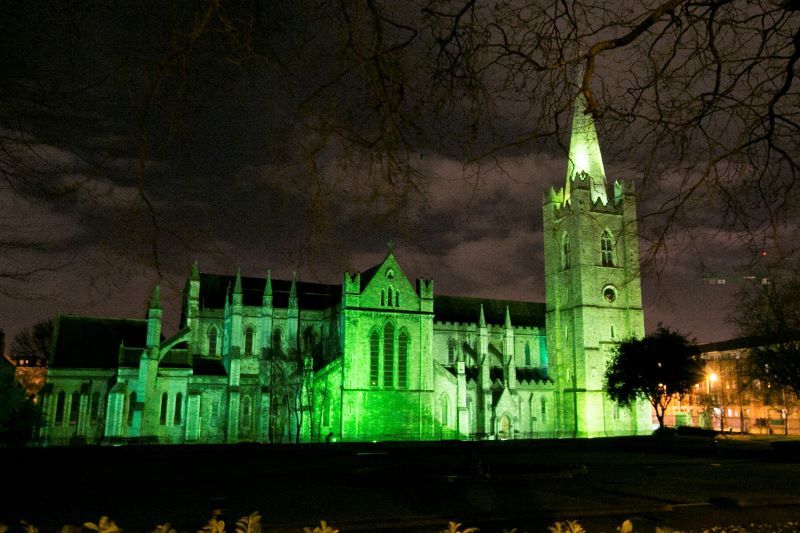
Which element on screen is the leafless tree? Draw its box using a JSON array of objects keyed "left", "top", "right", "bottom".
[
  {"left": 734, "top": 275, "right": 800, "bottom": 403},
  {"left": 758, "top": 383, "right": 799, "bottom": 435},
  {"left": 2, "top": 1, "right": 799, "bottom": 291},
  {"left": 10, "top": 320, "right": 53, "bottom": 362}
]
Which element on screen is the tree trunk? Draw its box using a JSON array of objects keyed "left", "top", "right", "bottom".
[{"left": 654, "top": 404, "right": 665, "bottom": 429}]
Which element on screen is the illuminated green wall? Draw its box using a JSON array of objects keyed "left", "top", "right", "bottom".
[
  {"left": 542, "top": 94, "right": 651, "bottom": 438},
  {"left": 336, "top": 254, "right": 438, "bottom": 441}
]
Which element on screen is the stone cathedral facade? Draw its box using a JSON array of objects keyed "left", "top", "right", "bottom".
[{"left": 39, "top": 96, "right": 652, "bottom": 446}]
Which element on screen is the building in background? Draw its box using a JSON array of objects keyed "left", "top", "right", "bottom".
[
  {"left": 11, "top": 354, "right": 47, "bottom": 403},
  {"left": 37, "top": 93, "right": 652, "bottom": 445},
  {"left": 662, "top": 336, "right": 799, "bottom": 435}
]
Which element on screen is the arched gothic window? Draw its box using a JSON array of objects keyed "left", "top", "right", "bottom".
[
  {"left": 160, "top": 392, "right": 168, "bottom": 425},
  {"left": 395, "top": 291, "right": 399, "bottom": 307},
  {"left": 69, "top": 391, "right": 80, "bottom": 425},
  {"left": 529, "top": 394, "right": 536, "bottom": 422},
  {"left": 562, "top": 232, "right": 571, "bottom": 269},
  {"left": 541, "top": 397, "right": 548, "bottom": 423},
  {"left": 369, "top": 330, "right": 380, "bottom": 387},
  {"left": 539, "top": 336, "right": 549, "bottom": 369},
  {"left": 601, "top": 230, "right": 614, "bottom": 266},
  {"left": 440, "top": 393, "right": 450, "bottom": 427},
  {"left": 241, "top": 395, "right": 252, "bottom": 427},
  {"left": 398, "top": 330, "right": 408, "bottom": 388},
  {"left": 387, "top": 287, "right": 393, "bottom": 307},
  {"left": 174, "top": 393, "right": 183, "bottom": 425},
  {"left": 447, "top": 338, "right": 456, "bottom": 364},
  {"left": 127, "top": 392, "right": 136, "bottom": 426},
  {"left": 369, "top": 324, "right": 409, "bottom": 389},
  {"left": 90, "top": 392, "right": 100, "bottom": 424},
  {"left": 55, "top": 391, "right": 66, "bottom": 425},
  {"left": 383, "top": 322, "right": 395, "bottom": 386},
  {"left": 244, "top": 327, "right": 254, "bottom": 355},
  {"left": 208, "top": 327, "right": 218, "bottom": 356}
]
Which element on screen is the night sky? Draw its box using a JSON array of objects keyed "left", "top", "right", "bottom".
[{"left": 3, "top": 1, "right": 795, "bottom": 347}]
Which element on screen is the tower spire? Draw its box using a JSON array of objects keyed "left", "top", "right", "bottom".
[
  {"left": 234, "top": 268, "right": 242, "bottom": 294},
  {"left": 565, "top": 65, "right": 608, "bottom": 205},
  {"left": 263, "top": 269, "right": 272, "bottom": 302},
  {"left": 479, "top": 304, "right": 486, "bottom": 328},
  {"left": 149, "top": 284, "right": 161, "bottom": 310}
]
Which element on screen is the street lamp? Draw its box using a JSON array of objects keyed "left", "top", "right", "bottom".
[
  {"left": 707, "top": 372, "right": 718, "bottom": 394},
  {"left": 707, "top": 371, "right": 719, "bottom": 430}
]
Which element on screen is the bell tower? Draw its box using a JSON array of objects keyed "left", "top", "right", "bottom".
[{"left": 543, "top": 87, "right": 651, "bottom": 437}]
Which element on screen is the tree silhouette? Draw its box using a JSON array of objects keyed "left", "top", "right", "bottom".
[
  {"left": 0, "top": 361, "right": 39, "bottom": 446},
  {"left": 734, "top": 277, "right": 800, "bottom": 403},
  {"left": 10, "top": 320, "right": 53, "bottom": 364},
  {"left": 605, "top": 326, "right": 702, "bottom": 429}
]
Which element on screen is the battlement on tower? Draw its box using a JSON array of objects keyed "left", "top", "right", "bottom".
[
  {"left": 543, "top": 186, "right": 566, "bottom": 207},
  {"left": 613, "top": 179, "right": 635, "bottom": 202},
  {"left": 546, "top": 175, "right": 638, "bottom": 219}
]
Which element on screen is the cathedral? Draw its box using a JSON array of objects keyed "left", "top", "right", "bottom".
[{"left": 38, "top": 95, "right": 652, "bottom": 446}]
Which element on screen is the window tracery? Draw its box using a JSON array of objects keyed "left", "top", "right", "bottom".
[
  {"left": 367, "top": 322, "right": 410, "bottom": 389},
  {"left": 601, "top": 230, "right": 614, "bottom": 266},
  {"left": 398, "top": 330, "right": 408, "bottom": 388},
  {"left": 369, "top": 330, "right": 380, "bottom": 386},
  {"left": 383, "top": 322, "right": 394, "bottom": 385}
]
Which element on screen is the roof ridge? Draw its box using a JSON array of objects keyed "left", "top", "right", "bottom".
[
  {"left": 61, "top": 314, "right": 147, "bottom": 323},
  {"left": 435, "top": 294, "right": 545, "bottom": 305}
]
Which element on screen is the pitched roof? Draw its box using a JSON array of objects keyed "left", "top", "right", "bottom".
[
  {"left": 160, "top": 348, "right": 192, "bottom": 368},
  {"left": 51, "top": 315, "right": 147, "bottom": 369},
  {"left": 198, "top": 273, "right": 340, "bottom": 310},
  {"left": 358, "top": 261, "right": 384, "bottom": 289},
  {"left": 699, "top": 332, "right": 800, "bottom": 354},
  {"left": 355, "top": 252, "right": 423, "bottom": 294},
  {"left": 434, "top": 295, "right": 545, "bottom": 328},
  {"left": 192, "top": 357, "right": 227, "bottom": 376},
  {"left": 516, "top": 367, "right": 551, "bottom": 383},
  {"left": 119, "top": 347, "right": 143, "bottom": 367}
]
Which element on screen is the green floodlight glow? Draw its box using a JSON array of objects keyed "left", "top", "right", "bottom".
[
  {"left": 565, "top": 93, "right": 608, "bottom": 205},
  {"left": 38, "top": 67, "right": 652, "bottom": 446}
]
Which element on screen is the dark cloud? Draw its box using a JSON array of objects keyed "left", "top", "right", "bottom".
[{"left": 3, "top": 0, "right": 779, "bottom": 348}]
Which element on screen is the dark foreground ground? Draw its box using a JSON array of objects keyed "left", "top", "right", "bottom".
[{"left": 4, "top": 434, "right": 800, "bottom": 532}]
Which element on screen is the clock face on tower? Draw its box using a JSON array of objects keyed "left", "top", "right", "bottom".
[{"left": 603, "top": 285, "right": 617, "bottom": 303}]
